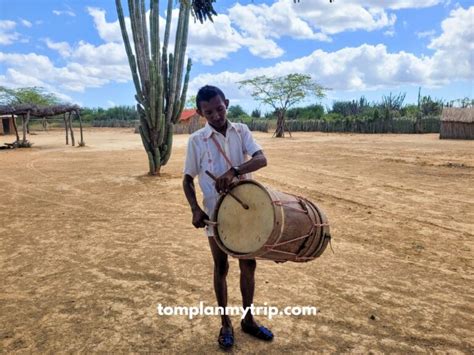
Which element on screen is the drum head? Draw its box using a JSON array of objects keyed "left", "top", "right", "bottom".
[{"left": 216, "top": 182, "right": 275, "bottom": 253}]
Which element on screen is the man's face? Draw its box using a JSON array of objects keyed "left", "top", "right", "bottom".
[{"left": 197, "top": 95, "right": 229, "bottom": 129}]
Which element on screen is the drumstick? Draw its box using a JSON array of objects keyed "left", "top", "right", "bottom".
[
  {"left": 204, "top": 219, "right": 218, "bottom": 226},
  {"left": 205, "top": 170, "right": 250, "bottom": 210}
]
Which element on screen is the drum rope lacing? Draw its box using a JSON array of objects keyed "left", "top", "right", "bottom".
[{"left": 263, "top": 196, "right": 330, "bottom": 261}]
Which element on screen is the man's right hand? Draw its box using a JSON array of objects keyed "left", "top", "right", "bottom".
[{"left": 192, "top": 207, "right": 209, "bottom": 228}]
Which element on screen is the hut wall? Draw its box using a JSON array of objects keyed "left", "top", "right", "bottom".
[
  {"left": 1, "top": 116, "right": 15, "bottom": 135},
  {"left": 440, "top": 121, "right": 474, "bottom": 140}
]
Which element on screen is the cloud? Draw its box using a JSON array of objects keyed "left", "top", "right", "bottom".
[
  {"left": 416, "top": 30, "right": 436, "bottom": 38},
  {"left": 189, "top": 6, "right": 474, "bottom": 99},
  {"left": 44, "top": 38, "right": 72, "bottom": 57},
  {"left": 20, "top": 19, "right": 32, "bottom": 28},
  {"left": 0, "top": 50, "right": 131, "bottom": 93},
  {"left": 1, "top": 3, "right": 471, "bottom": 102},
  {"left": 52, "top": 10, "right": 76, "bottom": 17},
  {"left": 87, "top": 7, "right": 123, "bottom": 43},
  {"left": 0, "top": 20, "right": 20, "bottom": 45},
  {"left": 428, "top": 6, "right": 474, "bottom": 81}
]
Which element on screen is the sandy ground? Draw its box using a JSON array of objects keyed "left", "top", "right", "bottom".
[{"left": 0, "top": 128, "right": 473, "bottom": 353}]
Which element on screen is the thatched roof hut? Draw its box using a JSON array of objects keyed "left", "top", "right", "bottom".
[{"left": 440, "top": 107, "right": 473, "bottom": 140}]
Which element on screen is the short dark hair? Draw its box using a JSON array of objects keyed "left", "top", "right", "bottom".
[{"left": 196, "top": 85, "right": 226, "bottom": 110}]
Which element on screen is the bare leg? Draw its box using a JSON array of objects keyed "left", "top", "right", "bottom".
[
  {"left": 208, "top": 237, "right": 232, "bottom": 329},
  {"left": 239, "top": 258, "right": 258, "bottom": 326}
]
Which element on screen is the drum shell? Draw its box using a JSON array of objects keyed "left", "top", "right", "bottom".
[{"left": 212, "top": 180, "right": 330, "bottom": 262}]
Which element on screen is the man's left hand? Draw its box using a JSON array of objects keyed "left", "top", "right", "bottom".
[{"left": 215, "top": 168, "right": 236, "bottom": 193}]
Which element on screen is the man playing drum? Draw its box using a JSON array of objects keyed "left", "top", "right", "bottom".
[{"left": 182, "top": 85, "right": 273, "bottom": 349}]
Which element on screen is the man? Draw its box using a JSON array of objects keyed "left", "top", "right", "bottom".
[{"left": 182, "top": 85, "right": 273, "bottom": 349}]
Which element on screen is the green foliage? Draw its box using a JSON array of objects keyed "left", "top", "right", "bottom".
[
  {"left": 0, "top": 86, "right": 63, "bottom": 105},
  {"left": 227, "top": 105, "right": 248, "bottom": 119},
  {"left": 81, "top": 106, "right": 138, "bottom": 122},
  {"left": 251, "top": 108, "right": 261, "bottom": 118},
  {"left": 419, "top": 96, "right": 443, "bottom": 116},
  {"left": 287, "top": 104, "right": 324, "bottom": 120},
  {"left": 185, "top": 94, "right": 197, "bottom": 109},
  {"left": 381, "top": 92, "right": 406, "bottom": 112},
  {"left": 331, "top": 96, "right": 369, "bottom": 117},
  {"left": 238, "top": 74, "right": 326, "bottom": 112},
  {"left": 238, "top": 73, "right": 326, "bottom": 137}
]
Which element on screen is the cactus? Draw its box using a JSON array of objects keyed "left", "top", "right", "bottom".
[{"left": 116, "top": 0, "right": 192, "bottom": 175}]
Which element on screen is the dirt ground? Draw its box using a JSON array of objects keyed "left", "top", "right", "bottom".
[{"left": 1, "top": 128, "right": 473, "bottom": 353}]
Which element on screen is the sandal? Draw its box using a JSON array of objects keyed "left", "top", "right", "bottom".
[
  {"left": 241, "top": 320, "right": 274, "bottom": 341},
  {"left": 218, "top": 326, "right": 234, "bottom": 350}
]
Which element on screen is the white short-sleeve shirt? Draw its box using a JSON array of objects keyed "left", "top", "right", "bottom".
[{"left": 184, "top": 121, "right": 262, "bottom": 234}]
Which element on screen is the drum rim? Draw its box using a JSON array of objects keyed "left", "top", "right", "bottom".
[{"left": 211, "top": 179, "right": 279, "bottom": 258}]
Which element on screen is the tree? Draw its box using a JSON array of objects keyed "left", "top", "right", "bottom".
[
  {"left": 251, "top": 108, "right": 261, "bottom": 118},
  {"left": 0, "top": 86, "right": 62, "bottom": 106},
  {"left": 227, "top": 105, "right": 247, "bottom": 119},
  {"left": 238, "top": 74, "right": 326, "bottom": 137},
  {"left": 185, "top": 95, "right": 197, "bottom": 109},
  {"left": 287, "top": 104, "right": 324, "bottom": 120}
]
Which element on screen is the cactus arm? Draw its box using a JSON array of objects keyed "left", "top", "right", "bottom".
[{"left": 115, "top": 0, "right": 143, "bottom": 104}]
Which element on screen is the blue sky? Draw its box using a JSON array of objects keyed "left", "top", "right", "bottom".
[{"left": 0, "top": 0, "right": 472, "bottom": 113}]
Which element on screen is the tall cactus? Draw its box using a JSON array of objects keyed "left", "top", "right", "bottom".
[{"left": 116, "top": 0, "right": 192, "bottom": 175}]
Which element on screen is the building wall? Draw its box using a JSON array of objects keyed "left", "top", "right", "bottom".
[
  {"left": 440, "top": 122, "right": 474, "bottom": 140},
  {"left": 0, "top": 117, "right": 15, "bottom": 135}
]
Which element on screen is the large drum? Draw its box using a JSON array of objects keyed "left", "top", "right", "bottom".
[{"left": 211, "top": 180, "right": 331, "bottom": 262}]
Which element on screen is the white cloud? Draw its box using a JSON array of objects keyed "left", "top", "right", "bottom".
[
  {"left": 0, "top": 50, "right": 131, "bottom": 93},
  {"left": 20, "top": 19, "right": 32, "bottom": 28},
  {"left": 189, "top": 6, "right": 474, "bottom": 99},
  {"left": 416, "top": 30, "right": 436, "bottom": 38},
  {"left": 428, "top": 6, "right": 474, "bottom": 81},
  {"left": 44, "top": 38, "right": 72, "bottom": 57},
  {"left": 52, "top": 10, "right": 76, "bottom": 17},
  {"left": 1, "top": 3, "right": 470, "bottom": 103},
  {"left": 0, "top": 20, "right": 20, "bottom": 45},
  {"left": 292, "top": 1, "right": 397, "bottom": 35},
  {"left": 87, "top": 7, "right": 123, "bottom": 43}
]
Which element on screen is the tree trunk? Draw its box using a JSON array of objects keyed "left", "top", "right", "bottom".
[{"left": 274, "top": 111, "right": 286, "bottom": 138}]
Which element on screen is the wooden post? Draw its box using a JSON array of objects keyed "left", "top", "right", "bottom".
[
  {"left": 68, "top": 112, "right": 75, "bottom": 146},
  {"left": 12, "top": 114, "right": 19, "bottom": 142},
  {"left": 42, "top": 117, "right": 48, "bottom": 131},
  {"left": 64, "top": 113, "right": 69, "bottom": 145},
  {"left": 22, "top": 114, "right": 27, "bottom": 142},
  {"left": 76, "top": 110, "right": 85, "bottom": 146}
]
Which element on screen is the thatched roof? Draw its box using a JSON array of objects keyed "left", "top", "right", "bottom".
[
  {"left": 0, "top": 104, "right": 81, "bottom": 117},
  {"left": 441, "top": 107, "right": 473, "bottom": 123}
]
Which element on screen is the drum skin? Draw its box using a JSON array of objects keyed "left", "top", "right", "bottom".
[{"left": 211, "top": 180, "right": 331, "bottom": 262}]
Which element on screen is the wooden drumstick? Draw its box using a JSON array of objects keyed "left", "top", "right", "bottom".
[
  {"left": 204, "top": 219, "right": 218, "bottom": 226},
  {"left": 205, "top": 170, "right": 250, "bottom": 210}
]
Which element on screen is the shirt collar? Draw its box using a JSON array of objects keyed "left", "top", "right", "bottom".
[{"left": 203, "top": 120, "right": 236, "bottom": 138}]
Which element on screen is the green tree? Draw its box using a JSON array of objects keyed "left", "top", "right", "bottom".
[
  {"left": 185, "top": 95, "right": 197, "bottom": 109},
  {"left": 227, "top": 105, "right": 248, "bottom": 119},
  {"left": 287, "top": 104, "right": 324, "bottom": 120},
  {"left": 0, "top": 86, "right": 62, "bottom": 105},
  {"left": 251, "top": 108, "right": 261, "bottom": 118},
  {"left": 238, "top": 73, "right": 326, "bottom": 137}
]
